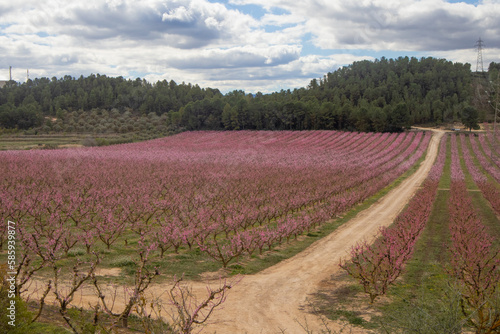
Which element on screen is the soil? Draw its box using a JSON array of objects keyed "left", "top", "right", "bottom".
[
  {"left": 94, "top": 267, "right": 122, "bottom": 277},
  {"left": 28, "top": 130, "right": 444, "bottom": 334}
]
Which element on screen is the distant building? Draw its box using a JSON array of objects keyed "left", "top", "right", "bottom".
[{"left": 0, "top": 80, "right": 8, "bottom": 88}]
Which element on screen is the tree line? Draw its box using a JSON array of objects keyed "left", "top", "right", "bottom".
[{"left": 0, "top": 57, "right": 495, "bottom": 133}]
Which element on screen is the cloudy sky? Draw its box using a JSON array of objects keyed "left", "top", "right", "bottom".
[{"left": 1, "top": 0, "right": 499, "bottom": 93}]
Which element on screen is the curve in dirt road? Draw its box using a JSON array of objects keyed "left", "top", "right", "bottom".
[{"left": 198, "top": 130, "right": 444, "bottom": 334}]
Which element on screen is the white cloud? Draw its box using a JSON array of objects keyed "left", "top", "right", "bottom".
[
  {"left": 165, "top": 45, "right": 301, "bottom": 69},
  {"left": 234, "top": 0, "right": 500, "bottom": 51},
  {"left": 1, "top": 0, "right": 499, "bottom": 92},
  {"left": 162, "top": 6, "right": 193, "bottom": 22},
  {"left": 260, "top": 13, "right": 305, "bottom": 26}
]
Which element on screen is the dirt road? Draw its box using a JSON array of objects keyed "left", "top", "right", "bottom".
[
  {"left": 29, "top": 130, "right": 444, "bottom": 333},
  {"left": 196, "top": 130, "right": 444, "bottom": 333}
]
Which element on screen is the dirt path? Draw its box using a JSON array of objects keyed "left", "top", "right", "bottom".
[
  {"left": 196, "top": 130, "right": 444, "bottom": 333},
  {"left": 29, "top": 130, "right": 444, "bottom": 333}
]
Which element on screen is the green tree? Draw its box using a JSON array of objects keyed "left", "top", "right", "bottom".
[
  {"left": 0, "top": 103, "right": 43, "bottom": 129},
  {"left": 351, "top": 107, "right": 371, "bottom": 132},
  {"left": 388, "top": 102, "right": 410, "bottom": 132},
  {"left": 221, "top": 103, "right": 233, "bottom": 130},
  {"left": 461, "top": 105, "right": 480, "bottom": 132},
  {"left": 370, "top": 107, "right": 387, "bottom": 132},
  {"left": 229, "top": 109, "right": 240, "bottom": 130}
]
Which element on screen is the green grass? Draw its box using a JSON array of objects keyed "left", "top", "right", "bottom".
[
  {"left": 19, "top": 300, "right": 165, "bottom": 334},
  {"left": 13, "top": 322, "right": 71, "bottom": 334},
  {"left": 438, "top": 134, "right": 452, "bottom": 189},
  {"left": 456, "top": 134, "right": 479, "bottom": 190},
  {"left": 401, "top": 188, "right": 451, "bottom": 294},
  {"left": 326, "top": 309, "right": 367, "bottom": 326}
]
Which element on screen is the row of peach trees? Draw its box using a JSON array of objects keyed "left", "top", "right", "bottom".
[{"left": 341, "top": 131, "right": 500, "bottom": 333}]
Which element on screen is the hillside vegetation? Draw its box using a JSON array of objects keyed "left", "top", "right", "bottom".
[{"left": 0, "top": 57, "right": 498, "bottom": 135}]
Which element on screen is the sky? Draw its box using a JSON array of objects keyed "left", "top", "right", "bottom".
[{"left": 0, "top": 0, "right": 499, "bottom": 93}]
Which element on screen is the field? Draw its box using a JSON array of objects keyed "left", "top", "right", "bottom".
[
  {"left": 0, "top": 132, "right": 171, "bottom": 151},
  {"left": 0, "top": 130, "right": 430, "bottom": 272},
  {"left": 0, "top": 133, "right": 87, "bottom": 150},
  {"left": 0, "top": 128, "right": 499, "bottom": 333}
]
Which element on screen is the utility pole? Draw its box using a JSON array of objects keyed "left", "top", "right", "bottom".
[
  {"left": 9, "top": 66, "right": 12, "bottom": 81},
  {"left": 475, "top": 37, "right": 485, "bottom": 74}
]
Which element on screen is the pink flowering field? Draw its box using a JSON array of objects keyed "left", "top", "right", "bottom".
[{"left": 1, "top": 130, "right": 430, "bottom": 275}]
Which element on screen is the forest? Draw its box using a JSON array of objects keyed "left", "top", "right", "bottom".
[{"left": 0, "top": 57, "right": 498, "bottom": 134}]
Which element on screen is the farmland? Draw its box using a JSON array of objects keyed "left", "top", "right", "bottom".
[
  {"left": 0, "top": 128, "right": 499, "bottom": 333},
  {"left": 0, "top": 130, "right": 430, "bottom": 270}
]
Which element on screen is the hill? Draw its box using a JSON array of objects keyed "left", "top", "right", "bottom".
[{"left": 0, "top": 57, "right": 497, "bottom": 134}]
